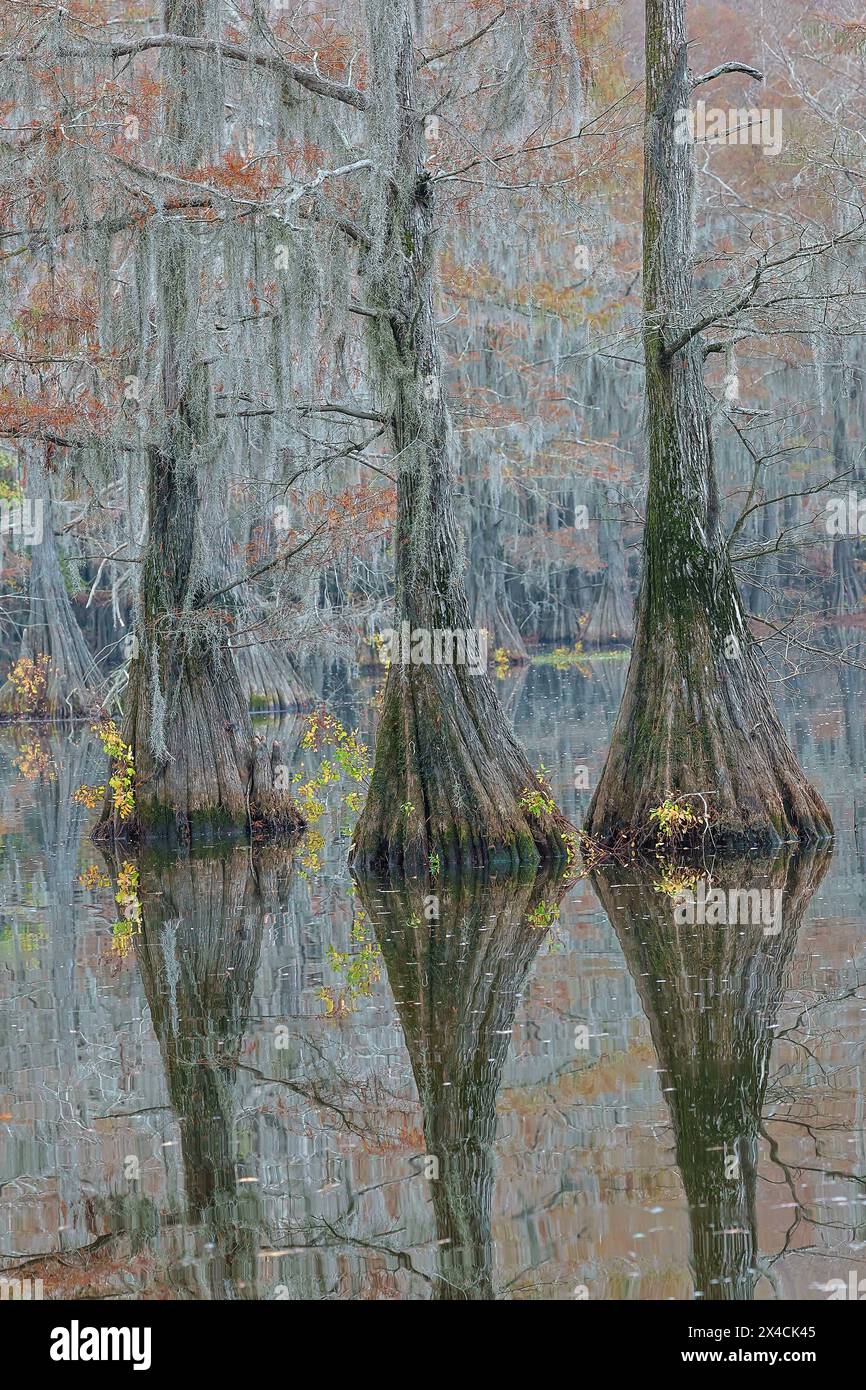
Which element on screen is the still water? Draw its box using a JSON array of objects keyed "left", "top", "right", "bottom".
[{"left": 2, "top": 648, "right": 865, "bottom": 1300}]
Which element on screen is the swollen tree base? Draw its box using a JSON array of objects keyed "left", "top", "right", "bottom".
[
  {"left": 467, "top": 558, "right": 529, "bottom": 665},
  {"left": 93, "top": 649, "right": 304, "bottom": 850},
  {"left": 583, "top": 567, "right": 634, "bottom": 648},
  {"left": 584, "top": 489, "right": 634, "bottom": 649},
  {"left": 584, "top": 592, "right": 833, "bottom": 852},
  {"left": 350, "top": 660, "right": 575, "bottom": 875},
  {"left": 352, "top": 0, "right": 575, "bottom": 874},
  {"left": 233, "top": 636, "right": 316, "bottom": 714}
]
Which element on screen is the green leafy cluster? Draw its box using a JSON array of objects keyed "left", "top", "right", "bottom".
[
  {"left": 526, "top": 899, "right": 560, "bottom": 929},
  {"left": 648, "top": 796, "right": 699, "bottom": 845},
  {"left": 74, "top": 721, "right": 135, "bottom": 821},
  {"left": 519, "top": 764, "right": 557, "bottom": 818},
  {"left": 293, "top": 709, "right": 374, "bottom": 874},
  {"left": 318, "top": 910, "right": 382, "bottom": 1015}
]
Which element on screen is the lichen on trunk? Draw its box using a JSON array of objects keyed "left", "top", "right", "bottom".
[
  {"left": 585, "top": 0, "right": 832, "bottom": 851},
  {"left": 94, "top": 0, "right": 302, "bottom": 847},
  {"left": 350, "top": 0, "right": 573, "bottom": 874}
]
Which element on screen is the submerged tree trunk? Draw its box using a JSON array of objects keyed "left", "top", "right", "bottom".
[
  {"left": 585, "top": 0, "right": 832, "bottom": 850},
  {"left": 95, "top": 0, "right": 301, "bottom": 846},
  {"left": 351, "top": 0, "right": 573, "bottom": 874}
]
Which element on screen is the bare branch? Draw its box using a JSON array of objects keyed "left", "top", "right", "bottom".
[
  {"left": 418, "top": 9, "right": 506, "bottom": 68},
  {"left": 665, "top": 214, "right": 866, "bottom": 357},
  {"left": 204, "top": 524, "right": 328, "bottom": 605},
  {"left": 691, "top": 61, "right": 764, "bottom": 89},
  {"left": 729, "top": 467, "right": 853, "bottom": 551},
  {"left": 297, "top": 401, "right": 388, "bottom": 424},
  {"left": 1, "top": 33, "right": 369, "bottom": 111}
]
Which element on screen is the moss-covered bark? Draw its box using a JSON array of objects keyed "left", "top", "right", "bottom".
[
  {"left": 351, "top": 0, "right": 573, "bottom": 874},
  {"left": 94, "top": 0, "right": 302, "bottom": 847},
  {"left": 585, "top": 0, "right": 832, "bottom": 850}
]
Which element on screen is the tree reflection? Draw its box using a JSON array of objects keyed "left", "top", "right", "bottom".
[
  {"left": 134, "top": 847, "right": 290, "bottom": 1298},
  {"left": 355, "top": 865, "right": 571, "bottom": 1299},
  {"left": 592, "top": 848, "right": 831, "bottom": 1299}
]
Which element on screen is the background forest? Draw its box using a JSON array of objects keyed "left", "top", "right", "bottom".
[{"left": 1, "top": 0, "right": 863, "bottom": 752}]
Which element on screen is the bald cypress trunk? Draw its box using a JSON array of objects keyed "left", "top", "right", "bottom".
[
  {"left": 351, "top": 1, "right": 573, "bottom": 874},
  {"left": 585, "top": 0, "right": 832, "bottom": 850},
  {"left": 584, "top": 485, "right": 634, "bottom": 647},
  {"left": 827, "top": 407, "right": 862, "bottom": 614},
  {"left": 233, "top": 636, "right": 316, "bottom": 714},
  {"left": 228, "top": 519, "right": 316, "bottom": 713},
  {"left": 95, "top": 0, "right": 301, "bottom": 846},
  {"left": 465, "top": 474, "right": 529, "bottom": 663}
]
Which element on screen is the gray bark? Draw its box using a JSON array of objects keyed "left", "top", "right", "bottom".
[
  {"left": 351, "top": 0, "right": 574, "bottom": 873},
  {"left": 585, "top": 0, "right": 832, "bottom": 850}
]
